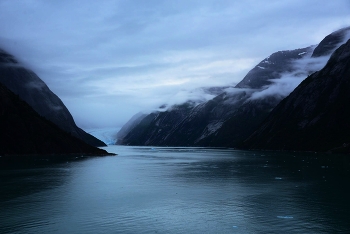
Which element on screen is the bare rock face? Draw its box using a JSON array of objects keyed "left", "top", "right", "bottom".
[
  {"left": 0, "top": 49, "right": 106, "bottom": 147},
  {"left": 242, "top": 39, "right": 350, "bottom": 153}
]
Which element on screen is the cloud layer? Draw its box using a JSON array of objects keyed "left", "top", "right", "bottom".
[
  {"left": 249, "top": 55, "right": 334, "bottom": 100},
  {"left": 0, "top": 0, "right": 349, "bottom": 128}
]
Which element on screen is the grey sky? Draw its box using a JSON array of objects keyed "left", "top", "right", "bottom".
[{"left": 0, "top": 0, "right": 349, "bottom": 128}]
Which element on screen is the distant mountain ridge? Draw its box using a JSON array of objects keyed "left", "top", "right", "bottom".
[
  {"left": 117, "top": 27, "right": 350, "bottom": 149},
  {"left": 235, "top": 47, "right": 314, "bottom": 89},
  {"left": 0, "top": 49, "right": 106, "bottom": 147},
  {"left": 242, "top": 38, "right": 350, "bottom": 153},
  {"left": 118, "top": 46, "right": 313, "bottom": 146}
]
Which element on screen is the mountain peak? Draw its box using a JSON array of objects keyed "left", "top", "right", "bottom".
[
  {"left": 311, "top": 26, "right": 350, "bottom": 57},
  {"left": 235, "top": 46, "right": 313, "bottom": 89},
  {"left": 242, "top": 39, "right": 350, "bottom": 153}
]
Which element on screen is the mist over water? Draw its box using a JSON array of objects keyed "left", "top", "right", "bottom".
[{"left": 1, "top": 146, "right": 349, "bottom": 233}]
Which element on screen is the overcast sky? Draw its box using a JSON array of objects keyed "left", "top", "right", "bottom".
[{"left": 0, "top": 0, "right": 349, "bottom": 129}]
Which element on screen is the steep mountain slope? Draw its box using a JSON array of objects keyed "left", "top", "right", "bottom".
[
  {"left": 0, "top": 82, "right": 108, "bottom": 155},
  {"left": 312, "top": 26, "right": 350, "bottom": 57},
  {"left": 116, "top": 112, "right": 147, "bottom": 144},
  {"left": 0, "top": 49, "right": 105, "bottom": 147},
  {"left": 235, "top": 48, "right": 313, "bottom": 89},
  {"left": 118, "top": 27, "right": 350, "bottom": 147},
  {"left": 117, "top": 86, "right": 229, "bottom": 145},
  {"left": 242, "top": 39, "right": 350, "bottom": 153},
  {"left": 120, "top": 47, "right": 313, "bottom": 146}
]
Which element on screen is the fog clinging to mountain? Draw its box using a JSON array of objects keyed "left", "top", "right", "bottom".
[{"left": 0, "top": 0, "right": 349, "bottom": 128}]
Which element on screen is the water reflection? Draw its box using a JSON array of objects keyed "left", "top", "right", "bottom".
[
  {"left": 0, "top": 165, "right": 71, "bottom": 201},
  {"left": 167, "top": 149, "right": 350, "bottom": 233}
]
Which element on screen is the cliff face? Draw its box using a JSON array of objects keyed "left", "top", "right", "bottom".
[
  {"left": 242, "top": 39, "right": 350, "bottom": 153},
  {"left": 0, "top": 82, "right": 107, "bottom": 155},
  {"left": 0, "top": 49, "right": 105, "bottom": 147}
]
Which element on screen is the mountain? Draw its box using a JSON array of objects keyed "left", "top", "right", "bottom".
[
  {"left": 311, "top": 26, "right": 350, "bottom": 57},
  {"left": 241, "top": 38, "right": 350, "bottom": 153},
  {"left": 117, "top": 27, "right": 350, "bottom": 147},
  {"left": 0, "top": 82, "right": 108, "bottom": 156},
  {"left": 119, "top": 46, "right": 313, "bottom": 146},
  {"left": 0, "top": 49, "right": 106, "bottom": 147},
  {"left": 115, "top": 112, "right": 147, "bottom": 144},
  {"left": 117, "top": 86, "right": 230, "bottom": 146},
  {"left": 235, "top": 48, "right": 313, "bottom": 89}
]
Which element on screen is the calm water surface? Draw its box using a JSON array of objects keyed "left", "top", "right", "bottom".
[{"left": 1, "top": 146, "right": 349, "bottom": 233}]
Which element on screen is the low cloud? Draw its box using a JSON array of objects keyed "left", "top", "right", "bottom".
[
  {"left": 249, "top": 75, "right": 305, "bottom": 100},
  {"left": 250, "top": 47, "right": 349, "bottom": 101},
  {"left": 26, "top": 80, "right": 47, "bottom": 90},
  {"left": 161, "top": 87, "right": 217, "bottom": 108}
]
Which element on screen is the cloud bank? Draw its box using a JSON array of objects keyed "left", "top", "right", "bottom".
[
  {"left": 0, "top": 0, "right": 349, "bottom": 128},
  {"left": 249, "top": 55, "right": 332, "bottom": 100},
  {"left": 250, "top": 30, "right": 350, "bottom": 101}
]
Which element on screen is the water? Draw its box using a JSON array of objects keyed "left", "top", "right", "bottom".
[{"left": 1, "top": 146, "right": 349, "bottom": 233}]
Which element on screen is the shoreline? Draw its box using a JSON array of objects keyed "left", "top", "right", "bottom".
[{"left": 0, "top": 152, "right": 117, "bottom": 168}]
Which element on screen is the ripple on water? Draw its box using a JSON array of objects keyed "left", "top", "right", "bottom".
[{"left": 0, "top": 146, "right": 349, "bottom": 233}]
